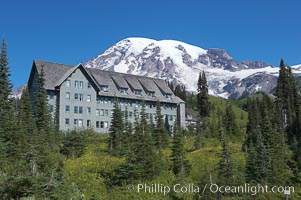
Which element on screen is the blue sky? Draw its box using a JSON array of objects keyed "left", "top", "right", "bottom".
[{"left": 1, "top": 0, "right": 300, "bottom": 88}]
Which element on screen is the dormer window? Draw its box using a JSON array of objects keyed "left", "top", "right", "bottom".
[
  {"left": 147, "top": 91, "right": 155, "bottom": 97},
  {"left": 120, "top": 88, "right": 128, "bottom": 94},
  {"left": 134, "top": 89, "right": 142, "bottom": 96},
  {"left": 100, "top": 85, "right": 108, "bottom": 92},
  {"left": 165, "top": 94, "right": 172, "bottom": 99}
]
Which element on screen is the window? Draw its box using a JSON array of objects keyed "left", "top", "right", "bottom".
[
  {"left": 104, "top": 109, "right": 109, "bottom": 116},
  {"left": 134, "top": 90, "right": 142, "bottom": 96},
  {"left": 100, "top": 121, "right": 104, "bottom": 128},
  {"left": 79, "top": 81, "right": 83, "bottom": 88},
  {"left": 66, "top": 92, "right": 70, "bottom": 100},
  {"left": 129, "top": 111, "right": 133, "bottom": 118},
  {"left": 104, "top": 121, "right": 108, "bottom": 128},
  {"left": 100, "top": 85, "right": 108, "bottom": 92},
  {"left": 74, "top": 119, "right": 78, "bottom": 125},
  {"left": 74, "top": 93, "right": 78, "bottom": 100},
  {"left": 79, "top": 106, "right": 83, "bottom": 114},
  {"left": 87, "top": 107, "right": 91, "bottom": 114},
  {"left": 100, "top": 109, "right": 104, "bottom": 116},
  {"left": 87, "top": 82, "right": 92, "bottom": 89},
  {"left": 74, "top": 106, "right": 78, "bottom": 114},
  {"left": 65, "top": 105, "right": 70, "bottom": 113},
  {"left": 49, "top": 92, "right": 54, "bottom": 100},
  {"left": 87, "top": 120, "right": 91, "bottom": 127},
  {"left": 79, "top": 94, "right": 83, "bottom": 101},
  {"left": 166, "top": 94, "right": 172, "bottom": 99},
  {"left": 120, "top": 88, "right": 128, "bottom": 94},
  {"left": 87, "top": 94, "right": 91, "bottom": 102},
  {"left": 49, "top": 105, "right": 54, "bottom": 112},
  {"left": 170, "top": 115, "right": 173, "bottom": 121},
  {"left": 96, "top": 121, "right": 100, "bottom": 128},
  {"left": 97, "top": 96, "right": 102, "bottom": 104},
  {"left": 74, "top": 80, "right": 79, "bottom": 88},
  {"left": 96, "top": 109, "right": 100, "bottom": 116},
  {"left": 147, "top": 91, "right": 155, "bottom": 97},
  {"left": 66, "top": 80, "right": 71, "bottom": 87},
  {"left": 65, "top": 118, "right": 69, "bottom": 125},
  {"left": 78, "top": 119, "right": 83, "bottom": 127}
]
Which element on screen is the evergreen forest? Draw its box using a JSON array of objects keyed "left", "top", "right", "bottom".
[{"left": 1, "top": 39, "right": 301, "bottom": 200}]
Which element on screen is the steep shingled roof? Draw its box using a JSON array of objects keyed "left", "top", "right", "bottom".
[
  {"left": 33, "top": 60, "right": 73, "bottom": 90},
  {"left": 31, "top": 60, "right": 184, "bottom": 104}
]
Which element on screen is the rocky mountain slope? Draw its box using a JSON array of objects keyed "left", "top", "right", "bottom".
[{"left": 84, "top": 37, "right": 301, "bottom": 99}]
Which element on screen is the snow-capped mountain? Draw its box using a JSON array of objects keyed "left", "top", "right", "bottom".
[{"left": 85, "top": 37, "right": 301, "bottom": 99}]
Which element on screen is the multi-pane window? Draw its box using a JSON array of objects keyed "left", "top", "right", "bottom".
[
  {"left": 87, "top": 94, "right": 91, "bottom": 102},
  {"left": 100, "top": 85, "right": 108, "bottom": 92},
  {"left": 100, "top": 109, "right": 104, "bottom": 116},
  {"left": 100, "top": 121, "right": 104, "bottom": 128},
  {"left": 104, "top": 109, "right": 109, "bottom": 116},
  {"left": 96, "top": 109, "right": 100, "bottom": 116},
  {"left": 49, "top": 91, "right": 54, "bottom": 100},
  {"left": 166, "top": 94, "right": 172, "bottom": 99},
  {"left": 96, "top": 121, "right": 100, "bottom": 128},
  {"left": 74, "top": 119, "right": 78, "bottom": 125},
  {"left": 87, "top": 82, "right": 92, "bottom": 89},
  {"left": 134, "top": 90, "right": 142, "bottom": 96},
  {"left": 65, "top": 105, "right": 70, "bottom": 113},
  {"left": 74, "top": 106, "right": 79, "bottom": 114},
  {"left": 79, "top": 106, "right": 83, "bottom": 114},
  {"left": 79, "top": 94, "right": 83, "bottom": 101},
  {"left": 74, "top": 93, "right": 79, "bottom": 100},
  {"left": 147, "top": 92, "right": 155, "bottom": 97},
  {"left": 65, "top": 118, "right": 69, "bottom": 125},
  {"left": 129, "top": 111, "right": 133, "bottom": 118},
  {"left": 87, "top": 107, "right": 91, "bottom": 115},
  {"left": 66, "top": 80, "right": 71, "bottom": 87},
  {"left": 74, "top": 80, "right": 79, "bottom": 88},
  {"left": 66, "top": 92, "right": 70, "bottom": 100},
  {"left": 120, "top": 88, "right": 128, "bottom": 94},
  {"left": 87, "top": 120, "right": 91, "bottom": 127},
  {"left": 79, "top": 81, "right": 83, "bottom": 88},
  {"left": 104, "top": 121, "right": 108, "bottom": 128},
  {"left": 78, "top": 119, "right": 83, "bottom": 127}
]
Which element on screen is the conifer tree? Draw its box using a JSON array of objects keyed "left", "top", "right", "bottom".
[
  {"left": 197, "top": 71, "right": 210, "bottom": 128},
  {"left": 108, "top": 98, "right": 123, "bottom": 156},
  {"left": 0, "top": 38, "right": 12, "bottom": 114},
  {"left": 245, "top": 142, "right": 258, "bottom": 183},
  {"left": 153, "top": 101, "right": 168, "bottom": 149},
  {"left": 34, "top": 66, "right": 51, "bottom": 134},
  {"left": 223, "top": 103, "right": 238, "bottom": 136},
  {"left": 0, "top": 38, "right": 13, "bottom": 168},
  {"left": 170, "top": 124, "right": 191, "bottom": 178},
  {"left": 218, "top": 133, "right": 234, "bottom": 185}
]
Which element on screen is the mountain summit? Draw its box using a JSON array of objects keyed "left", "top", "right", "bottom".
[{"left": 84, "top": 37, "right": 301, "bottom": 99}]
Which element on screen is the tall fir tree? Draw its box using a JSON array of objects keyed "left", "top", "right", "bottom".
[
  {"left": 0, "top": 38, "right": 12, "bottom": 114},
  {"left": 223, "top": 103, "right": 238, "bottom": 136},
  {"left": 197, "top": 71, "right": 210, "bottom": 129},
  {"left": 218, "top": 132, "right": 234, "bottom": 186},
  {"left": 108, "top": 97, "right": 123, "bottom": 156},
  {"left": 153, "top": 101, "right": 169, "bottom": 149},
  {"left": 0, "top": 38, "right": 13, "bottom": 169},
  {"left": 170, "top": 124, "right": 191, "bottom": 179}
]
